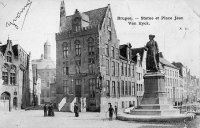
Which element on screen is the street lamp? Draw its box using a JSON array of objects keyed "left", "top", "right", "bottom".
[{"left": 96, "top": 75, "right": 102, "bottom": 112}]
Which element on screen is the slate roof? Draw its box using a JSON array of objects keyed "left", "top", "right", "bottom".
[
  {"left": 32, "top": 59, "right": 56, "bottom": 69},
  {"left": 12, "top": 45, "right": 19, "bottom": 56},
  {"left": 172, "top": 62, "right": 184, "bottom": 76},
  {"left": 159, "top": 57, "right": 179, "bottom": 69},
  {"left": 65, "top": 6, "right": 108, "bottom": 31},
  {"left": 0, "top": 43, "right": 19, "bottom": 56},
  {"left": 119, "top": 44, "right": 127, "bottom": 59}
]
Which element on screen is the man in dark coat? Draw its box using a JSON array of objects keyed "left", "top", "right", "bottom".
[
  {"left": 108, "top": 104, "right": 114, "bottom": 120},
  {"left": 48, "top": 104, "right": 51, "bottom": 116},
  {"left": 51, "top": 103, "right": 54, "bottom": 116},
  {"left": 74, "top": 103, "right": 79, "bottom": 117},
  {"left": 43, "top": 104, "right": 47, "bottom": 117}
]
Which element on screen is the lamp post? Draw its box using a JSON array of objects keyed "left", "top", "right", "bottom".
[{"left": 97, "top": 75, "right": 102, "bottom": 112}]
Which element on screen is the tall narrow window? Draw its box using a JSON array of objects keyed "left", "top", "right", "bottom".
[
  {"left": 112, "top": 81, "right": 116, "bottom": 97},
  {"left": 121, "top": 62, "right": 124, "bottom": 76},
  {"left": 75, "top": 40, "right": 81, "bottom": 56},
  {"left": 132, "top": 82, "right": 135, "bottom": 96},
  {"left": 10, "top": 67, "right": 16, "bottom": 85},
  {"left": 6, "top": 51, "right": 12, "bottom": 63},
  {"left": 111, "top": 46, "right": 114, "bottom": 58},
  {"left": 128, "top": 64, "right": 131, "bottom": 76},
  {"left": 117, "top": 82, "right": 120, "bottom": 97},
  {"left": 106, "top": 80, "right": 110, "bottom": 97},
  {"left": 2, "top": 72, "right": 8, "bottom": 84},
  {"left": 88, "top": 58, "right": 95, "bottom": 74},
  {"left": 63, "top": 42, "right": 69, "bottom": 58},
  {"left": 75, "top": 79, "right": 81, "bottom": 97},
  {"left": 129, "top": 82, "right": 131, "bottom": 96},
  {"left": 117, "top": 63, "right": 120, "bottom": 76},
  {"left": 121, "top": 80, "right": 124, "bottom": 96},
  {"left": 75, "top": 60, "right": 81, "bottom": 74},
  {"left": 111, "top": 61, "right": 115, "bottom": 76},
  {"left": 125, "top": 64, "right": 127, "bottom": 76},
  {"left": 105, "top": 44, "right": 109, "bottom": 56},
  {"left": 106, "top": 59, "right": 109, "bottom": 75},
  {"left": 89, "top": 78, "right": 96, "bottom": 98},
  {"left": 63, "top": 61, "right": 69, "bottom": 75},
  {"left": 63, "top": 80, "right": 68, "bottom": 94},
  {"left": 132, "top": 65, "right": 135, "bottom": 77},
  {"left": 125, "top": 81, "right": 128, "bottom": 96},
  {"left": 88, "top": 37, "right": 94, "bottom": 55},
  {"left": 108, "top": 31, "right": 112, "bottom": 41},
  {"left": 2, "top": 65, "right": 8, "bottom": 84}
]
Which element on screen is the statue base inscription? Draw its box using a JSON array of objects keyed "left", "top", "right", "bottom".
[{"left": 131, "top": 72, "right": 180, "bottom": 116}]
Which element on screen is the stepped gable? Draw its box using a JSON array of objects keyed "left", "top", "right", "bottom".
[{"left": 64, "top": 6, "right": 108, "bottom": 31}]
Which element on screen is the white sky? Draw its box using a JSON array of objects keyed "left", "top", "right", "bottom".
[{"left": 0, "top": 0, "right": 200, "bottom": 77}]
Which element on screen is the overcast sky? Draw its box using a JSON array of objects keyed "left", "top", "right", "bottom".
[{"left": 0, "top": 0, "right": 200, "bottom": 77}]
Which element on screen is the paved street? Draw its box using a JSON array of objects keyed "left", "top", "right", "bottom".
[{"left": 0, "top": 110, "right": 189, "bottom": 128}]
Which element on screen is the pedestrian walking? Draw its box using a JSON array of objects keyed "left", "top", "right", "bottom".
[
  {"left": 74, "top": 103, "right": 79, "bottom": 117},
  {"left": 51, "top": 103, "right": 55, "bottom": 117},
  {"left": 48, "top": 104, "right": 51, "bottom": 116},
  {"left": 114, "top": 105, "right": 118, "bottom": 118},
  {"left": 43, "top": 104, "right": 47, "bottom": 117},
  {"left": 107, "top": 104, "right": 114, "bottom": 120}
]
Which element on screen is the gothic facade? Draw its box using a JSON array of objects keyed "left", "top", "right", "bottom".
[
  {"left": 56, "top": 1, "right": 138, "bottom": 112},
  {"left": 0, "top": 39, "right": 30, "bottom": 111}
]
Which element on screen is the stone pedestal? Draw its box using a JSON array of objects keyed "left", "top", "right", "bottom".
[{"left": 131, "top": 72, "right": 180, "bottom": 116}]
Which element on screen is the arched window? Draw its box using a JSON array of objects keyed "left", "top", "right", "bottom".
[
  {"left": 10, "top": 65, "right": 16, "bottom": 85},
  {"left": 88, "top": 37, "right": 94, "bottom": 55},
  {"left": 2, "top": 64, "right": 9, "bottom": 84},
  {"left": 63, "top": 42, "right": 68, "bottom": 58},
  {"left": 1, "top": 92, "right": 10, "bottom": 100},
  {"left": 6, "top": 51, "right": 12, "bottom": 63},
  {"left": 75, "top": 40, "right": 81, "bottom": 56}
]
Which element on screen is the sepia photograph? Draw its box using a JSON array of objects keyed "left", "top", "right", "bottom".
[{"left": 0, "top": 0, "right": 200, "bottom": 127}]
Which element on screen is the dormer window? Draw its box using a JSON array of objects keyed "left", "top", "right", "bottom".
[
  {"left": 6, "top": 51, "right": 12, "bottom": 63},
  {"left": 73, "top": 17, "right": 81, "bottom": 31}
]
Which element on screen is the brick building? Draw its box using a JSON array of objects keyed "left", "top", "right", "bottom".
[
  {"left": 0, "top": 38, "right": 31, "bottom": 111},
  {"left": 56, "top": 1, "right": 137, "bottom": 112}
]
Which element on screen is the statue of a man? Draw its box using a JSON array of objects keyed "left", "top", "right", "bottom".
[{"left": 145, "top": 35, "right": 159, "bottom": 72}]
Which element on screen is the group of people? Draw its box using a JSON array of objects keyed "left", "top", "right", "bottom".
[
  {"left": 43, "top": 103, "right": 55, "bottom": 117},
  {"left": 43, "top": 102, "right": 118, "bottom": 120},
  {"left": 107, "top": 104, "right": 118, "bottom": 121}
]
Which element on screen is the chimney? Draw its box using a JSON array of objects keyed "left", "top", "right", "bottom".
[{"left": 126, "top": 43, "right": 132, "bottom": 60}]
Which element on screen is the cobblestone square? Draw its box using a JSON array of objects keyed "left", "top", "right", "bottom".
[{"left": 0, "top": 110, "right": 191, "bottom": 128}]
